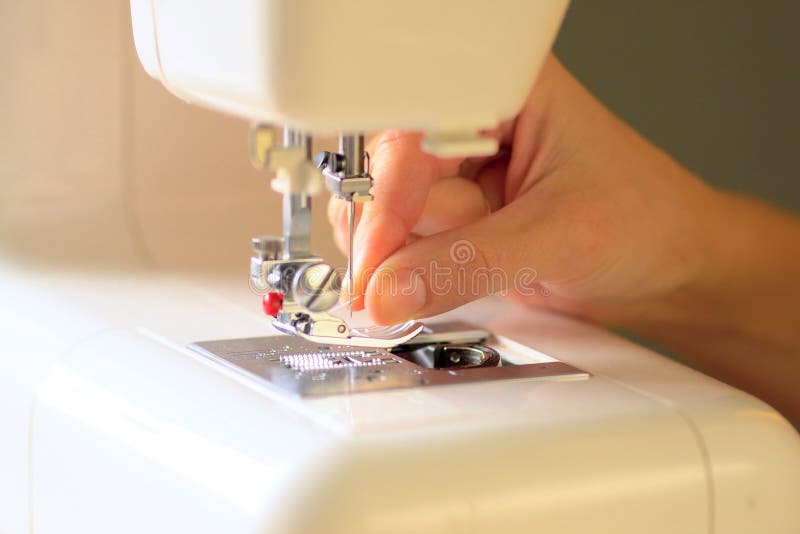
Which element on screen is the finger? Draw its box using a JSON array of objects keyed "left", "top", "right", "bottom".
[
  {"left": 350, "top": 131, "right": 461, "bottom": 309},
  {"left": 328, "top": 196, "right": 365, "bottom": 238},
  {"left": 411, "top": 176, "right": 489, "bottom": 237},
  {"left": 329, "top": 197, "right": 348, "bottom": 253},
  {"left": 458, "top": 146, "right": 511, "bottom": 180},
  {"left": 332, "top": 208, "right": 348, "bottom": 254},
  {"left": 474, "top": 157, "right": 508, "bottom": 213},
  {"left": 363, "top": 195, "right": 564, "bottom": 325},
  {"left": 327, "top": 195, "right": 346, "bottom": 227}
]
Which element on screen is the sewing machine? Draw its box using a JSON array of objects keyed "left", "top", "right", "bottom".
[
  {"left": 1, "top": 1, "right": 799, "bottom": 532},
  {"left": 131, "top": 0, "right": 568, "bottom": 347}
]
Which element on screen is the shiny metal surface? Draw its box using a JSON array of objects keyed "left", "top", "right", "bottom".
[
  {"left": 395, "top": 344, "right": 500, "bottom": 369},
  {"left": 281, "top": 128, "right": 312, "bottom": 259},
  {"left": 333, "top": 133, "right": 372, "bottom": 316},
  {"left": 250, "top": 236, "right": 283, "bottom": 261},
  {"left": 273, "top": 318, "right": 425, "bottom": 348},
  {"left": 292, "top": 262, "right": 342, "bottom": 312},
  {"left": 250, "top": 131, "right": 377, "bottom": 336},
  {"left": 341, "top": 135, "right": 365, "bottom": 176},
  {"left": 346, "top": 201, "right": 355, "bottom": 315},
  {"left": 189, "top": 326, "right": 589, "bottom": 397}
]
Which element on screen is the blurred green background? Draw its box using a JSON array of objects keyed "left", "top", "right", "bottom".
[{"left": 554, "top": 1, "right": 799, "bottom": 211}]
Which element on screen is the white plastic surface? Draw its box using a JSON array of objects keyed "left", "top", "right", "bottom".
[
  {"left": 15, "top": 280, "right": 800, "bottom": 534},
  {"left": 129, "top": 0, "right": 570, "bottom": 134},
  {"left": 3, "top": 2, "right": 800, "bottom": 533}
]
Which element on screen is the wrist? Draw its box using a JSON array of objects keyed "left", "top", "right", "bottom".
[
  {"left": 628, "top": 186, "right": 800, "bottom": 350},
  {"left": 615, "top": 182, "right": 740, "bottom": 335}
]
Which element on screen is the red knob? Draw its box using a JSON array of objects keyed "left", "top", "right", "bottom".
[{"left": 262, "top": 292, "right": 284, "bottom": 317}]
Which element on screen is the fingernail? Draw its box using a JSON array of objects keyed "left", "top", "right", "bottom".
[{"left": 376, "top": 268, "right": 427, "bottom": 323}]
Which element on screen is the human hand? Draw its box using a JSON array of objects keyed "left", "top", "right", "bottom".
[{"left": 328, "top": 55, "right": 721, "bottom": 328}]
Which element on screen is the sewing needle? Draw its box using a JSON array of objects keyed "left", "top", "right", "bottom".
[{"left": 348, "top": 199, "right": 355, "bottom": 317}]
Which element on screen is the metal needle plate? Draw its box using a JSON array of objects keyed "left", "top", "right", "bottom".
[{"left": 189, "top": 327, "right": 589, "bottom": 397}]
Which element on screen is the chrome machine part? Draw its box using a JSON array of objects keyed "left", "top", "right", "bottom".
[
  {"left": 250, "top": 240, "right": 423, "bottom": 346},
  {"left": 280, "top": 128, "right": 313, "bottom": 259},
  {"left": 248, "top": 126, "right": 337, "bottom": 325},
  {"left": 248, "top": 125, "right": 322, "bottom": 305},
  {"left": 272, "top": 319, "right": 424, "bottom": 349},
  {"left": 394, "top": 344, "right": 501, "bottom": 369},
  {"left": 292, "top": 262, "right": 343, "bottom": 312},
  {"left": 248, "top": 124, "right": 320, "bottom": 264},
  {"left": 316, "top": 134, "right": 374, "bottom": 315},
  {"left": 249, "top": 127, "right": 417, "bottom": 347},
  {"left": 189, "top": 323, "right": 589, "bottom": 397}
]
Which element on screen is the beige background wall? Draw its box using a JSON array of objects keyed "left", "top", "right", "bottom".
[
  {"left": 1, "top": 1, "right": 341, "bottom": 274},
  {"left": 2, "top": 2, "right": 796, "bottom": 275}
]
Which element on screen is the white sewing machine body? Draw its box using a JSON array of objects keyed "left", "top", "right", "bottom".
[
  {"left": 1, "top": 273, "right": 799, "bottom": 533},
  {"left": 130, "top": 0, "right": 568, "bottom": 134},
  {"left": 2, "top": 1, "right": 800, "bottom": 532}
]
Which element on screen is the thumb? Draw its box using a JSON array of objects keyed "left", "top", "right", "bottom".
[{"left": 364, "top": 201, "right": 555, "bottom": 325}]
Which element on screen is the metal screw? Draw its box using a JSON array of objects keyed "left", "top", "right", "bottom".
[
  {"left": 293, "top": 262, "right": 342, "bottom": 312},
  {"left": 251, "top": 236, "right": 283, "bottom": 261}
]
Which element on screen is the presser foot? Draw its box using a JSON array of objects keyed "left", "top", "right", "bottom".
[{"left": 271, "top": 310, "right": 424, "bottom": 349}]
